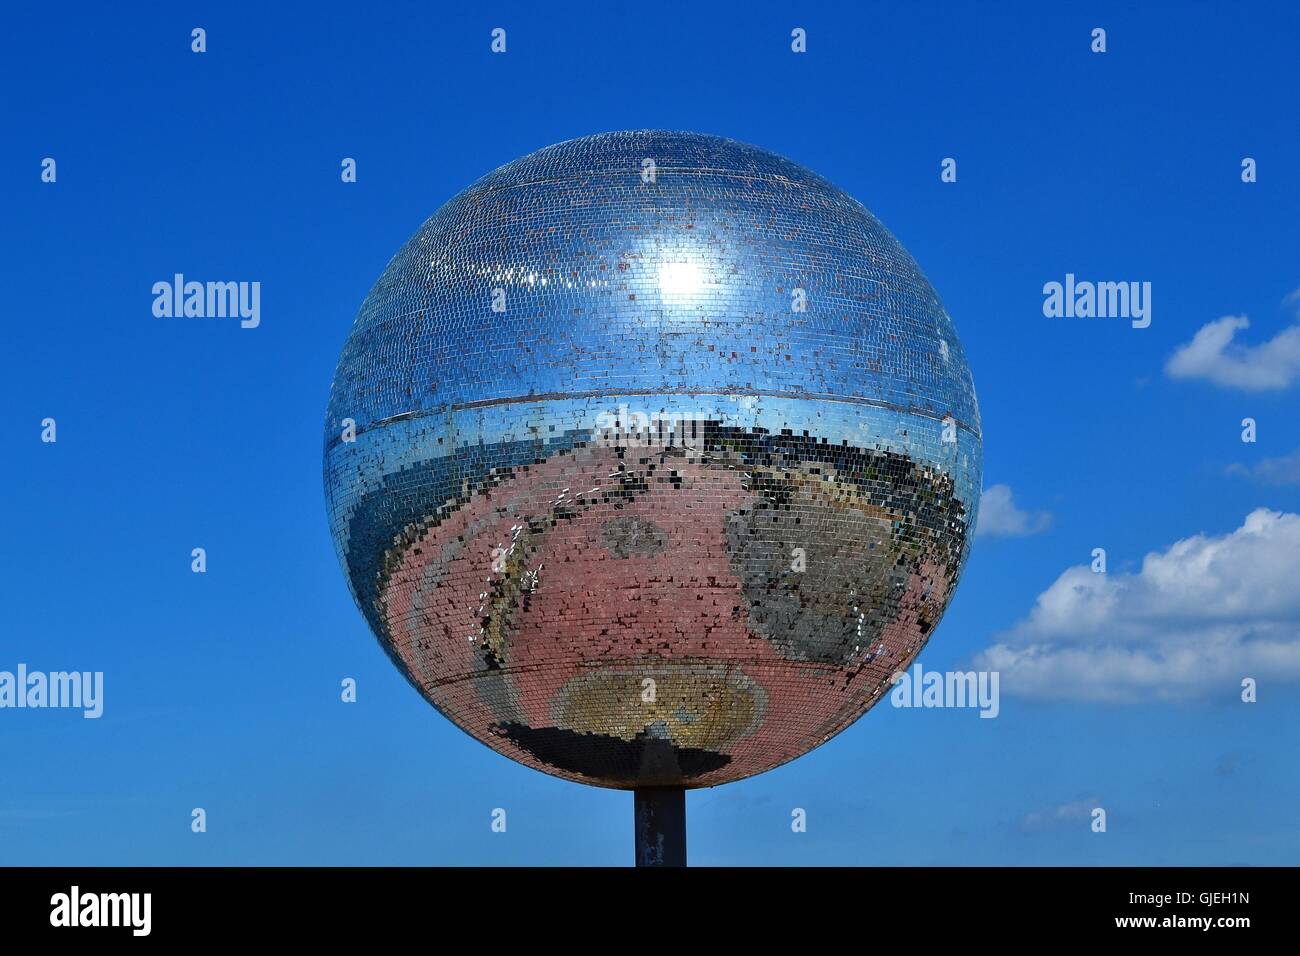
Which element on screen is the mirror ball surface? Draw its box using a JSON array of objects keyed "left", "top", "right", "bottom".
[{"left": 324, "top": 130, "right": 982, "bottom": 789}]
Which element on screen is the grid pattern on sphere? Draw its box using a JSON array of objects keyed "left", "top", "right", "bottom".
[
  {"left": 326, "top": 130, "right": 979, "bottom": 441},
  {"left": 324, "top": 130, "right": 982, "bottom": 789}
]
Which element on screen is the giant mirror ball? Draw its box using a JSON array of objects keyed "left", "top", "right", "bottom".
[{"left": 324, "top": 130, "right": 982, "bottom": 789}]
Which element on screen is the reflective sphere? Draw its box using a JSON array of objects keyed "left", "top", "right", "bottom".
[{"left": 324, "top": 131, "right": 981, "bottom": 789}]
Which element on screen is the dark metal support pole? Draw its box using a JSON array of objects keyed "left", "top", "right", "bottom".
[{"left": 634, "top": 787, "right": 687, "bottom": 867}]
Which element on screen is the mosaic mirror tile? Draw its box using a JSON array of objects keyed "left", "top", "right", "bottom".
[{"left": 324, "top": 130, "right": 982, "bottom": 789}]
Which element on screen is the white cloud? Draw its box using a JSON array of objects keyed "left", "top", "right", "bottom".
[
  {"left": 975, "top": 484, "right": 1052, "bottom": 538},
  {"left": 975, "top": 509, "right": 1300, "bottom": 702},
  {"left": 1165, "top": 315, "right": 1300, "bottom": 390},
  {"left": 1226, "top": 446, "right": 1300, "bottom": 485}
]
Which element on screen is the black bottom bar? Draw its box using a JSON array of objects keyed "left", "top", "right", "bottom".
[
  {"left": 0, "top": 866, "right": 1278, "bottom": 940},
  {"left": 633, "top": 787, "right": 687, "bottom": 867}
]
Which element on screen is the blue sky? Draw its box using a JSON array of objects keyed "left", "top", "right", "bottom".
[{"left": 3, "top": 0, "right": 1299, "bottom": 865}]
